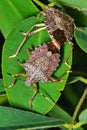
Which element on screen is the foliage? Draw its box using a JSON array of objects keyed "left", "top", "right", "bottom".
[{"left": 0, "top": 0, "right": 87, "bottom": 130}]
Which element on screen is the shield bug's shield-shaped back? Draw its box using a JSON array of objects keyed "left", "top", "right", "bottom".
[
  {"left": 45, "top": 6, "right": 74, "bottom": 44},
  {"left": 2, "top": 0, "right": 74, "bottom": 114}
]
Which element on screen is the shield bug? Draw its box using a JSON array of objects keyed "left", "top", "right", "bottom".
[
  {"left": 9, "top": 4, "right": 74, "bottom": 59},
  {"left": 8, "top": 42, "right": 60, "bottom": 107},
  {"left": 7, "top": 1, "right": 74, "bottom": 108}
]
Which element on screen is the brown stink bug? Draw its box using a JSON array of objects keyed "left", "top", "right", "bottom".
[
  {"left": 24, "top": 43, "right": 60, "bottom": 86},
  {"left": 8, "top": 42, "right": 60, "bottom": 107},
  {"left": 8, "top": 1, "right": 74, "bottom": 107},
  {"left": 9, "top": 5, "right": 74, "bottom": 59},
  {"left": 45, "top": 6, "right": 74, "bottom": 44}
]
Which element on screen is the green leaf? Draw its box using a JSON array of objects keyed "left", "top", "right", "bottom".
[
  {"left": 57, "top": 0, "right": 87, "bottom": 11},
  {"left": 0, "top": 0, "right": 39, "bottom": 38},
  {"left": 2, "top": 16, "right": 72, "bottom": 114},
  {"left": 79, "top": 109, "right": 87, "bottom": 123},
  {"left": 0, "top": 106, "right": 63, "bottom": 129},
  {"left": 74, "top": 27, "right": 87, "bottom": 53},
  {"left": 48, "top": 105, "right": 71, "bottom": 123}
]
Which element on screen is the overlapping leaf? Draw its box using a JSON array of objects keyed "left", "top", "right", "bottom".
[
  {"left": 74, "top": 27, "right": 87, "bottom": 53},
  {"left": 57, "top": 0, "right": 87, "bottom": 11},
  {"left": 0, "top": 0, "right": 39, "bottom": 38},
  {"left": 0, "top": 106, "right": 63, "bottom": 129},
  {"left": 79, "top": 109, "right": 87, "bottom": 123}
]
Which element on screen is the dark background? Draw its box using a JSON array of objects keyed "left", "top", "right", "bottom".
[{"left": 0, "top": 32, "right": 5, "bottom": 78}]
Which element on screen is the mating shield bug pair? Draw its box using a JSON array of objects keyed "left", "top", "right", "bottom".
[{"left": 8, "top": 1, "right": 74, "bottom": 107}]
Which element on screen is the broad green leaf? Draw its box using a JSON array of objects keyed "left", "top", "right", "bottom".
[
  {"left": 79, "top": 109, "right": 87, "bottom": 123},
  {"left": 57, "top": 0, "right": 87, "bottom": 11},
  {"left": 0, "top": 79, "right": 5, "bottom": 92},
  {"left": 2, "top": 16, "right": 72, "bottom": 114},
  {"left": 0, "top": 106, "right": 63, "bottom": 129},
  {"left": 74, "top": 27, "right": 87, "bottom": 53},
  {"left": 0, "top": 0, "right": 39, "bottom": 38}
]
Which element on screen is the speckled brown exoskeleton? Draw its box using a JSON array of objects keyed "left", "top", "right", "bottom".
[{"left": 8, "top": 2, "right": 74, "bottom": 107}]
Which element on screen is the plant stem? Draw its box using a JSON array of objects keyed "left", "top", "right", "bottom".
[
  {"left": 32, "top": 0, "right": 46, "bottom": 9},
  {"left": 32, "top": 0, "right": 56, "bottom": 9},
  {"left": 79, "top": 77, "right": 87, "bottom": 84},
  {"left": 48, "top": 2, "right": 56, "bottom": 7},
  {"left": 69, "top": 88, "right": 87, "bottom": 130}
]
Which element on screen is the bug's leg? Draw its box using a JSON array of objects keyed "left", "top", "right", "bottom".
[
  {"left": 29, "top": 83, "right": 55, "bottom": 108},
  {"left": 49, "top": 76, "right": 67, "bottom": 82},
  {"left": 54, "top": 43, "right": 73, "bottom": 82},
  {"left": 16, "top": 59, "right": 24, "bottom": 67},
  {"left": 20, "top": 23, "right": 46, "bottom": 36},
  {"left": 49, "top": 45, "right": 73, "bottom": 82},
  {"left": 26, "top": 48, "right": 32, "bottom": 57},
  {"left": 49, "top": 70, "right": 72, "bottom": 83},
  {"left": 58, "top": 70, "right": 72, "bottom": 80},
  {"left": 9, "top": 23, "right": 46, "bottom": 59},
  {"left": 29, "top": 83, "right": 38, "bottom": 108},
  {"left": 64, "top": 54, "right": 72, "bottom": 69},
  {"left": 64, "top": 43, "right": 73, "bottom": 68},
  {"left": 7, "top": 73, "right": 27, "bottom": 88}
]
